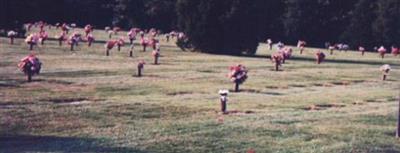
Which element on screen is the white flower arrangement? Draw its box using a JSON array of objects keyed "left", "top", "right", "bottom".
[
  {"left": 218, "top": 89, "right": 229, "bottom": 96},
  {"left": 380, "top": 64, "right": 391, "bottom": 73},
  {"left": 7, "top": 31, "right": 17, "bottom": 37}
]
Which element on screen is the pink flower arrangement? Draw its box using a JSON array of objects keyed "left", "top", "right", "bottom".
[
  {"left": 39, "top": 31, "right": 48, "bottom": 44},
  {"left": 391, "top": 46, "right": 399, "bottom": 56},
  {"left": 152, "top": 49, "right": 160, "bottom": 57},
  {"left": 18, "top": 53, "right": 42, "bottom": 75},
  {"left": 378, "top": 46, "right": 386, "bottom": 58},
  {"left": 128, "top": 30, "right": 136, "bottom": 39},
  {"left": 86, "top": 34, "right": 95, "bottom": 47}
]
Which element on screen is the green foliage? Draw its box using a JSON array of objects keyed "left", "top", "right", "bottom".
[
  {"left": 341, "top": 0, "right": 377, "bottom": 48},
  {"left": 373, "top": 0, "right": 400, "bottom": 46},
  {"left": 176, "top": 0, "right": 266, "bottom": 55}
]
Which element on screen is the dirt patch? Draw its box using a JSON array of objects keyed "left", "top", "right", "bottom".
[
  {"left": 289, "top": 84, "right": 307, "bottom": 88},
  {"left": 239, "top": 89, "right": 263, "bottom": 93},
  {"left": 330, "top": 81, "right": 350, "bottom": 86},
  {"left": 166, "top": 91, "right": 193, "bottom": 96},
  {"left": 303, "top": 103, "right": 345, "bottom": 111},
  {"left": 236, "top": 89, "right": 285, "bottom": 96},
  {"left": 40, "top": 97, "right": 103, "bottom": 104},
  {"left": 216, "top": 110, "right": 255, "bottom": 115},
  {"left": 265, "top": 86, "right": 279, "bottom": 89}
]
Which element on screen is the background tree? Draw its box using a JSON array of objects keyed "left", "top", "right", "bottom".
[
  {"left": 176, "top": 0, "right": 267, "bottom": 55},
  {"left": 373, "top": 0, "right": 400, "bottom": 46},
  {"left": 341, "top": 0, "right": 377, "bottom": 48}
]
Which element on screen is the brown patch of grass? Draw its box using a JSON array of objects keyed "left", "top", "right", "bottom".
[{"left": 304, "top": 103, "right": 346, "bottom": 111}]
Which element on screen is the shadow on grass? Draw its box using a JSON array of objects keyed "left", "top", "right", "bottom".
[
  {"left": 40, "top": 70, "right": 118, "bottom": 78},
  {"left": 289, "top": 56, "right": 400, "bottom": 66},
  {"left": 0, "top": 135, "right": 147, "bottom": 153},
  {"left": 216, "top": 53, "right": 400, "bottom": 66}
]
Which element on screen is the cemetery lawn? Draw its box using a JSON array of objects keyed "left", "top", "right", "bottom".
[{"left": 1, "top": 28, "right": 400, "bottom": 153}]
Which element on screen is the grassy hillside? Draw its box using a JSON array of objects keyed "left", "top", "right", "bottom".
[{"left": 1, "top": 27, "right": 400, "bottom": 153}]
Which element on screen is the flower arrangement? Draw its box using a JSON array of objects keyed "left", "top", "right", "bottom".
[
  {"left": 229, "top": 64, "right": 248, "bottom": 92},
  {"left": 105, "top": 40, "right": 117, "bottom": 50},
  {"left": 281, "top": 47, "right": 292, "bottom": 63},
  {"left": 380, "top": 64, "right": 391, "bottom": 80},
  {"left": 7, "top": 30, "right": 17, "bottom": 37},
  {"left": 378, "top": 46, "right": 386, "bottom": 58},
  {"left": 152, "top": 48, "right": 160, "bottom": 64},
  {"left": 271, "top": 53, "right": 283, "bottom": 71},
  {"left": 138, "top": 60, "right": 146, "bottom": 69},
  {"left": 25, "top": 34, "right": 39, "bottom": 50},
  {"left": 18, "top": 54, "right": 42, "bottom": 82},
  {"left": 61, "top": 23, "right": 69, "bottom": 33},
  {"left": 105, "top": 26, "right": 111, "bottom": 32},
  {"left": 128, "top": 30, "right": 136, "bottom": 39},
  {"left": 137, "top": 60, "right": 146, "bottom": 77},
  {"left": 68, "top": 33, "right": 81, "bottom": 51},
  {"left": 328, "top": 45, "right": 336, "bottom": 55},
  {"left": 117, "top": 37, "right": 125, "bottom": 51},
  {"left": 315, "top": 51, "right": 326, "bottom": 64},
  {"left": 7, "top": 30, "right": 17, "bottom": 44},
  {"left": 141, "top": 38, "right": 149, "bottom": 52},
  {"left": 68, "top": 33, "right": 81, "bottom": 45},
  {"left": 359, "top": 46, "right": 365, "bottom": 56},
  {"left": 84, "top": 24, "right": 93, "bottom": 35},
  {"left": 152, "top": 49, "right": 160, "bottom": 57},
  {"left": 87, "top": 34, "right": 95, "bottom": 47},
  {"left": 39, "top": 31, "right": 48, "bottom": 45},
  {"left": 297, "top": 40, "right": 306, "bottom": 54},
  {"left": 391, "top": 46, "right": 399, "bottom": 56},
  {"left": 380, "top": 64, "right": 391, "bottom": 73}
]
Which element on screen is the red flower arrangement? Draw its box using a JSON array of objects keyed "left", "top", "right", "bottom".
[
  {"left": 229, "top": 64, "right": 248, "bottom": 92},
  {"left": 105, "top": 40, "right": 117, "bottom": 50},
  {"left": 117, "top": 37, "right": 125, "bottom": 51},
  {"left": 84, "top": 24, "right": 93, "bottom": 36},
  {"left": 271, "top": 53, "right": 284, "bottom": 71},
  {"left": 315, "top": 51, "right": 326, "bottom": 64}
]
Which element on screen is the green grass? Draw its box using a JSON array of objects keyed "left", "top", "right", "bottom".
[{"left": 1, "top": 27, "right": 400, "bottom": 153}]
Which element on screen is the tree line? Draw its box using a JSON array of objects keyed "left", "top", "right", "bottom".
[{"left": 1, "top": 0, "right": 399, "bottom": 55}]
